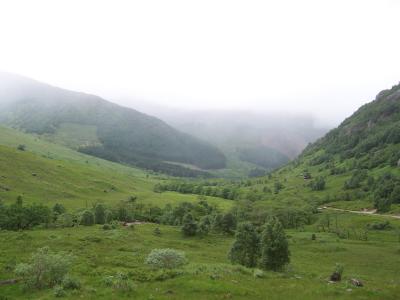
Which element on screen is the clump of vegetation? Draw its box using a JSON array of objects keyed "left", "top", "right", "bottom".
[
  {"left": 309, "top": 177, "right": 326, "bottom": 191},
  {"left": 15, "top": 247, "right": 73, "bottom": 290},
  {"left": 181, "top": 213, "right": 197, "bottom": 237},
  {"left": 330, "top": 263, "right": 344, "bottom": 282},
  {"left": 103, "top": 272, "right": 135, "bottom": 291},
  {"left": 229, "top": 222, "right": 260, "bottom": 268},
  {"left": 53, "top": 285, "right": 66, "bottom": 297},
  {"left": 260, "top": 218, "right": 290, "bottom": 271},
  {"left": 145, "top": 249, "right": 187, "bottom": 269},
  {"left": 17, "top": 144, "right": 26, "bottom": 151},
  {"left": 153, "top": 227, "right": 161, "bottom": 236},
  {"left": 80, "top": 210, "right": 95, "bottom": 226},
  {"left": 61, "top": 275, "right": 81, "bottom": 290},
  {"left": 367, "top": 221, "right": 391, "bottom": 230}
]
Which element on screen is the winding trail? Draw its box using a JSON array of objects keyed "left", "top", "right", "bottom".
[{"left": 319, "top": 207, "right": 400, "bottom": 219}]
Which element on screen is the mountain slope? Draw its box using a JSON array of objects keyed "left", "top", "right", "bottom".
[
  {"left": 0, "top": 72, "right": 226, "bottom": 177},
  {"left": 0, "top": 126, "right": 233, "bottom": 210},
  {"left": 155, "top": 83, "right": 400, "bottom": 215}
]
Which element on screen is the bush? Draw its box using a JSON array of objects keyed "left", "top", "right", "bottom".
[
  {"left": 55, "top": 213, "right": 74, "bottom": 228},
  {"left": 61, "top": 275, "right": 81, "bottom": 290},
  {"left": 103, "top": 273, "right": 135, "bottom": 291},
  {"left": 15, "top": 247, "right": 73, "bottom": 289},
  {"left": 330, "top": 263, "right": 344, "bottom": 282},
  {"left": 53, "top": 285, "right": 66, "bottom": 297},
  {"left": 102, "top": 224, "right": 112, "bottom": 230},
  {"left": 253, "top": 269, "right": 265, "bottom": 278},
  {"left": 367, "top": 221, "right": 391, "bottom": 230},
  {"left": 153, "top": 227, "right": 161, "bottom": 236},
  {"left": 145, "top": 249, "right": 187, "bottom": 269},
  {"left": 80, "top": 210, "right": 95, "bottom": 226},
  {"left": 181, "top": 213, "right": 197, "bottom": 237}
]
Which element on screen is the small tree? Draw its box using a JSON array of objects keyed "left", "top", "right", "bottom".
[
  {"left": 80, "top": 210, "right": 95, "bottom": 226},
  {"left": 197, "top": 215, "right": 211, "bottom": 236},
  {"left": 260, "top": 217, "right": 290, "bottom": 271},
  {"left": 15, "top": 247, "right": 73, "bottom": 289},
  {"left": 228, "top": 222, "right": 259, "bottom": 268},
  {"left": 94, "top": 204, "right": 106, "bottom": 224},
  {"left": 181, "top": 213, "right": 197, "bottom": 237},
  {"left": 53, "top": 203, "right": 66, "bottom": 216},
  {"left": 145, "top": 249, "right": 187, "bottom": 269},
  {"left": 221, "top": 213, "right": 236, "bottom": 235}
]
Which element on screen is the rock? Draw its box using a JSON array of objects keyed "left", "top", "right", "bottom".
[
  {"left": 349, "top": 278, "right": 363, "bottom": 287},
  {"left": 330, "top": 272, "right": 341, "bottom": 282}
]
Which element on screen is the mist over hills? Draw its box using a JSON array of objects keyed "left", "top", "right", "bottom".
[
  {"left": 0, "top": 72, "right": 226, "bottom": 177},
  {"left": 113, "top": 99, "right": 329, "bottom": 173}
]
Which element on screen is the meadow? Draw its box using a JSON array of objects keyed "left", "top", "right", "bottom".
[{"left": 0, "top": 212, "right": 399, "bottom": 299}]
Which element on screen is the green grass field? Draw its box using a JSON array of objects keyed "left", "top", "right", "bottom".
[
  {"left": 0, "top": 126, "right": 233, "bottom": 211},
  {"left": 0, "top": 212, "right": 399, "bottom": 299}
]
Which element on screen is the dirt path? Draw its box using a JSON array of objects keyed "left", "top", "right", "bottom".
[{"left": 320, "top": 207, "right": 400, "bottom": 219}]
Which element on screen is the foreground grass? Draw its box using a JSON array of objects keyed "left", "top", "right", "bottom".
[{"left": 0, "top": 212, "right": 399, "bottom": 299}]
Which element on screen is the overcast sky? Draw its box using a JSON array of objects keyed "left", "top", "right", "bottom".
[{"left": 0, "top": 0, "right": 400, "bottom": 126}]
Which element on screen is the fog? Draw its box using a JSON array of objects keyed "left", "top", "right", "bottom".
[{"left": 1, "top": 0, "right": 400, "bottom": 127}]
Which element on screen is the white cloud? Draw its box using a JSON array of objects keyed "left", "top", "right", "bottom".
[{"left": 0, "top": 0, "right": 399, "bottom": 126}]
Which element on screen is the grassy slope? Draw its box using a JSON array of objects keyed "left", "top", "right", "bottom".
[
  {"left": 0, "top": 126, "right": 233, "bottom": 211},
  {"left": 0, "top": 212, "right": 399, "bottom": 299}
]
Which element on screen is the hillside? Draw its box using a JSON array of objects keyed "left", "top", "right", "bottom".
[
  {"left": 156, "top": 83, "right": 400, "bottom": 216},
  {"left": 145, "top": 108, "right": 328, "bottom": 176},
  {"left": 0, "top": 72, "right": 226, "bottom": 177},
  {"left": 0, "top": 126, "right": 233, "bottom": 211}
]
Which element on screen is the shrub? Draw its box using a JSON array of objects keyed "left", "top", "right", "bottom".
[
  {"left": 103, "top": 273, "right": 135, "bottom": 291},
  {"left": 145, "top": 249, "right": 187, "bottom": 269},
  {"left": 15, "top": 247, "right": 73, "bottom": 289},
  {"left": 181, "top": 213, "right": 197, "bottom": 237},
  {"left": 61, "top": 275, "right": 81, "bottom": 290},
  {"left": 367, "top": 221, "right": 391, "bottom": 230},
  {"left": 80, "top": 210, "right": 95, "bottom": 226},
  {"left": 53, "top": 285, "right": 66, "bottom": 297},
  {"left": 330, "top": 263, "right": 344, "bottom": 282},
  {"left": 102, "top": 224, "right": 112, "bottom": 230},
  {"left": 55, "top": 213, "right": 74, "bottom": 228},
  {"left": 17, "top": 144, "right": 26, "bottom": 151},
  {"left": 94, "top": 204, "right": 106, "bottom": 224},
  {"left": 253, "top": 269, "right": 265, "bottom": 278},
  {"left": 153, "top": 227, "right": 161, "bottom": 236}
]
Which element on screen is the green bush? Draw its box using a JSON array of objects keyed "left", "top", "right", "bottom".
[
  {"left": 145, "top": 249, "right": 187, "bottom": 269},
  {"left": 15, "top": 247, "right": 73, "bottom": 289},
  {"left": 80, "top": 210, "right": 95, "bottom": 226},
  {"left": 53, "top": 285, "right": 66, "bottom": 297},
  {"left": 61, "top": 275, "right": 81, "bottom": 290},
  {"left": 103, "top": 273, "right": 135, "bottom": 291}
]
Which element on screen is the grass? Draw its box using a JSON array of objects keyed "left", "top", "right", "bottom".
[
  {"left": 0, "top": 126, "right": 233, "bottom": 211},
  {"left": 0, "top": 212, "right": 399, "bottom": 299}
]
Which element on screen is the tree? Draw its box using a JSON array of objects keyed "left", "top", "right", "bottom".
[
  {"left": 228, "top": 222, "right": 259, "bottom": 268},
  {"left": 181, "top": 213, "right": 197, "bottom": 236},
  {"left": 53, "top": 203, "right": 66, "bottom": 219},
  {"left": 94, "top": 204, "right": 106, "bottom": 224},
  {"left": 220, "top": 213, "right": 236, "bottom": 234},
  {"left": 197, "top": 215, "right": 211, "bottom": 236},
  {"left": 310, "top": 177, "right": 326, "bottom": 191},
  {"left": 260, "top": 217, "right": 290, "bottom": 271},
  {"left": 80, "top": 210, "right": 95, "bottom": 226},
  {"left": 390, "top": 186, "right": 400, "bottom": 204}
]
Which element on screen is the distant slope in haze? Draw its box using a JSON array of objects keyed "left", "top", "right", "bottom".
[{"left": 0, "top": 72, "right": 226, "bottom": 177}]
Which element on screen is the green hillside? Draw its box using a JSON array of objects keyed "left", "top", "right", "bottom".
[
  {"left": 156, "top": 83, "right": 400, "bottom": 216},
  {"left": 0, "top": 72, "right": 226, "bottom": 177},
  {"left": 0, "top": 126, "right": 232, "bottom": 211}
]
